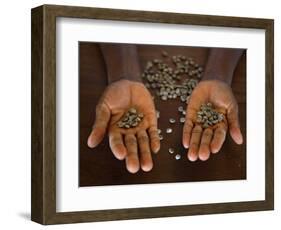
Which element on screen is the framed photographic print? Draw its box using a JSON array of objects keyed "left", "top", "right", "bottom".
[{"left": 31, "top": 4, "right": 274, "bottom": 225}]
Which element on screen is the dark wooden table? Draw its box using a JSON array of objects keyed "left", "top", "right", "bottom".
[{"left": 79, "top": 43, "right": 246, "bottom": 187}]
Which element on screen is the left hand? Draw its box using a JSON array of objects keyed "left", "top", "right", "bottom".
[{"left": 182, "top": 79, "right": 243, "bottom": 161}]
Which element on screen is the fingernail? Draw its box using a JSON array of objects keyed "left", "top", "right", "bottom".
[
  {"left": 153, "top": 148, "right": 160, "bottom": 154},
  {"left": 238, "top": 137, "right": 243, "bottom": 144}
]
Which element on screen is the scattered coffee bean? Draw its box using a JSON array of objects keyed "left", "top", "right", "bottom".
[
  {"left": 180, "top": 95, "right": 187, "bottom": 102},
  {"left": 169, "top": 118, "right": 176, "bottom": 124},
  {"left": 129, "top": 108, "right": 137, "bottom": 114},
  {"left": 166, "top": 128, "right": 173, "bottom": 134},
  {"left": 168, "top": 148, "right": 175, "bottom": 154},
  {"left": 180, "top": 117, "right": 186, "bottom": 123},
  {"left": 142, "top": 53, "right": 203, "bottom": 103},
  {"left": 178, "top": 106, "right": 184, "bottom": 112}
]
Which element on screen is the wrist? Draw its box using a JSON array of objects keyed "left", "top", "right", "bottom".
[
  {"left": 201, "top": 71, "right": 233, "bottom": 86},
  {"left": 202, "top": 48, "right": 243, "bottom": 86},
  {"left": 108, "top": 73, "right": 142, "bottom": 84},
  {"left": 101, "top": 44, "right": 142, "bottom": 84},
  {"left": 109, "top": 79, "right": 147, "bottom": 92}
]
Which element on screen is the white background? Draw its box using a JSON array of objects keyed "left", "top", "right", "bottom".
[
  {"left": 57, "top": 18, "right": 265, "bottom": 212},
  {"left": 0, "top": 0, "right": 279, "bottom": 229}
]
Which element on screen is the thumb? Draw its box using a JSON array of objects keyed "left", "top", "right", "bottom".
[
  {"left": 87, "top": 102, "right": 111, "bottom": 148},
  {"left": 227, "top": 103, "right": 243, "bottom": 145}
]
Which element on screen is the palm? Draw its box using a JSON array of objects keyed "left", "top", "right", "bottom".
[
  {"left": 187, "top": 80, "right": 236, "bottom": 126},
  {"left": 88, "top": 80, "right": 160, "bottom": 173},
  {"left": 102, "top": 80, "right": 157, "bottom": 134},
  {"left": 183, "top": 80, "right": 243, "bottom": 161}
]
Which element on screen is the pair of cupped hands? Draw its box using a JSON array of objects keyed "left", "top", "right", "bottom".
[{"left": 87, "top": 79, "right": 243, "bottom": 174}]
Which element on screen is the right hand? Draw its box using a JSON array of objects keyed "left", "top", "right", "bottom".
[{"left": 87, "top": 79, "right": 160, "bottom": 173}]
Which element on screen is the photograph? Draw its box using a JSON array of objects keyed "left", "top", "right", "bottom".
[
  {"left": 79, "top": 42, "right": 246, "bottom": 187},
  {"left": 31, "top": 4, "right": 273, "bottom": 224}
]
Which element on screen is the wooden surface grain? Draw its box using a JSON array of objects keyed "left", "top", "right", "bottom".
[{"left": 79, "top": 42, "right": 246, "bottom": 187}]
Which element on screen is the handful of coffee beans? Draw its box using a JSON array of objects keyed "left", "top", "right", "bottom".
[
  {"left": 117, "top": 108, "right": 144, "bottom": 129},
  {"left": 196, "top": 102, "right": 224, "bottom": 128}
]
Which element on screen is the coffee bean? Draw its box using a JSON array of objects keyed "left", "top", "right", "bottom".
[
  {"left": 178, "top": 106, "right": 184, "bottom": 112},
  {"left": 180, "top": 95, "right": 187, "bottom": 102},
  {"left": 169, "top": 118, "right": 176, "bottom": 124},
  {"left": 166, "top": 128, "right": 173, "bottom": 134},
  {"left": 117, "top": 108, "right": 144, "bottom": 129},
  {"left": 168, "top": 148, "right": 175, "bottom": 154},
  {"left": 129, "top": 108, "right": 137, "bottom": 114},
  {"left": 138, "top": 113, "right": 144, "bottom": 118},
  {"left": 196, "top": 103, "right": 225, "bottom": 129},
  {"left": 180, "top": 117, "right": 186, "bottom": 123}
]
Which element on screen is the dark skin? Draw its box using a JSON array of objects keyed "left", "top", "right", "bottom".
[
  {"left": 183, "top": 48, "right": 244, "bottom": 161},
  {"left": 88, "top": 45, "right": 244, "bottom": 173},
  {"left": 87, "top": 44, "right": 160, "bottom": 173}
]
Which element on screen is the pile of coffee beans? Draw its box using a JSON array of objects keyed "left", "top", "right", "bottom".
[
  {"left": 196, "top": 103, "right": 224, "bottom": 128},
  {"left": 117, "top": 108, "right": 144, "bottom": 129},
  {"left": 141, "top": 52, "right": 203, "bottom": 103}
]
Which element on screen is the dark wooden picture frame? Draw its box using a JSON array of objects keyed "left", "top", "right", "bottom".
[{"left": 31, "top": 4, "right": 274, "bottom": 225}]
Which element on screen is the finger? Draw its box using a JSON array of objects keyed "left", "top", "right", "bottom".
[
  {"left": 148, "top": 126, "right": 160, "bottom": 153},
  {"left": 227, "top": 104, "right": 243, "bottom": 145},
  {"left": 109, "top": 132, "right": 127, "bottom": 160},
  {"left": 137, "top": 130, "right": 153, "bottom": 172},
  {"left": 182, "top": 119, "right": 194, "bottom": 148},
  {"left": 183, "top": 105, "right": 197, "bottom": 148},
  {"left": 125, "top": 134, "right": 140, "bottom": 174},
  {"left": 87, "top": 103, "right": 111, "bottom": 148},
  {"left": 187, "top": 125, "right": 203, "bottom": 161},
  {"left": 210, "top": 124, "right": 227, "bottom": 154},
  {"left": 147, "top": 110, "right": 160, "bottom": 153},
  {"left": 198, "top": 128, "right": 213, "bottom": 161}
]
